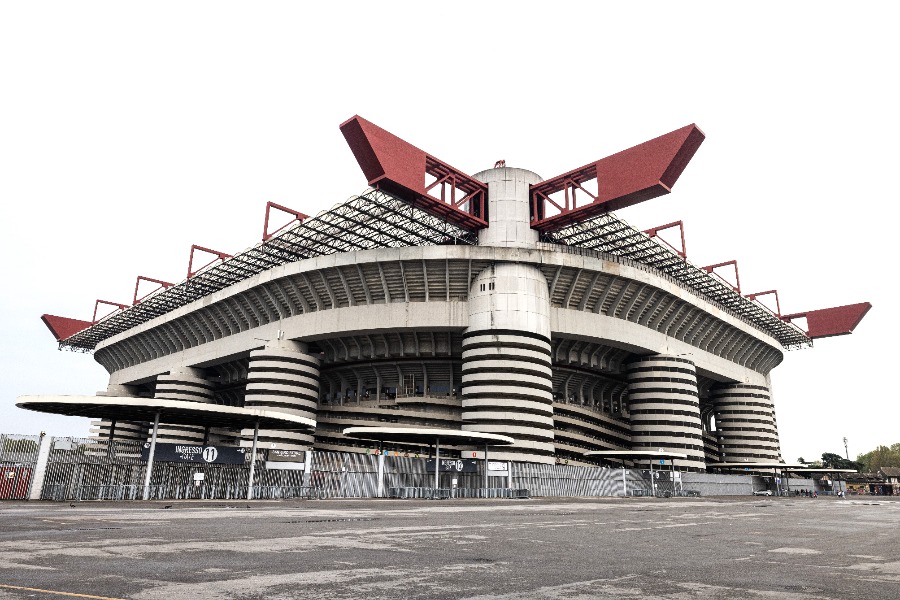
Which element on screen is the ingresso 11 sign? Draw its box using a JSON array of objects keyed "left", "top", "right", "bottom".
[{"left": 140, "top": 443, "right": 247, "bottom": 465}]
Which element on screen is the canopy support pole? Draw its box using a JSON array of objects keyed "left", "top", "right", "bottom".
[
  {"left": 483, "top": 443, "right": 489, "bottom": 489},
  {"left": 434, "top": 437, "right": 440, "bottom": 493},
  {"left": 247, "top": 420, "right": 259, "bottom": 501},
  {"left": 142, "top": 411, "right": 160, "bottom": 501}
]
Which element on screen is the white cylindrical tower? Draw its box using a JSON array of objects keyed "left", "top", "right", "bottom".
[
  {"left": 461, "top": 166, "right": 554, "bottom": 464},
  {"left": 152, "top": 367, "right": 216, "bottom": 444},
  {"left": 473, "top": 167, "right": 542, "bottom": 248},
  {"left": 626, "top": 355, "right": 706, "bottom": 471},
  {"left": 243, "top": 340, "right": 320, "bottom": 450},
  {"left": 711, "top": 383, "right": 781, "bottom": 462}
]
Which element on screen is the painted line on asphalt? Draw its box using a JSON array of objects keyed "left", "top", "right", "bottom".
[{"left": 0, "top": 583, "right": 125, "bottom": 600}]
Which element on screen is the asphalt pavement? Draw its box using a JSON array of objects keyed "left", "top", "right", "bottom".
[{"left": 1, "top": 495, "right": 898, "bottom": 599}]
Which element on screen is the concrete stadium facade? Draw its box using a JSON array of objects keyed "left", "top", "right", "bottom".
[{"left": 82, "top": 167, "right": 789, "bottom": 471}]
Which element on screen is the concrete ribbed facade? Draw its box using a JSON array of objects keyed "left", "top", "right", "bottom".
[
  {"left": 79, "top": 163, "right": 798, "bottom": 472},
  {"left": 243, "top": 343, "right": 320, "bottom": 450},
  {"left": 152, "top": 368, "right": 216, "bottom": 444},
  {"left": 711, "top": 384, "right": 781, "bottom": 462},
  {"left": 625, "top": 356, "right": 706, "bottom": 471}
]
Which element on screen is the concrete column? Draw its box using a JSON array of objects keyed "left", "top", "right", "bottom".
[
  {"left": 242, "top": 340, "right": 320, "bottom": 451},
  {"left": 92, "top": 384, "right": 147, "bottom": 443},
  {"left": 27, "top": 433, "right": 52, "bottom": 500},
  {"left": 153, "top": 367, "right": 215, "bottom": 444},
  {"left": 474, "top": 167, "right": 542, "bottom": 249},
  {"left": 461, "top": 167, "right": 553, "bottom": 464},
  {"left": 462, "top": 262, "right": 555, "bottom": 464},
  {"left": 626, "top": 355, "right": 706, "bottom": 471},
  {"left": 711, "top": 383, "right": 781, "bottom": 462}
]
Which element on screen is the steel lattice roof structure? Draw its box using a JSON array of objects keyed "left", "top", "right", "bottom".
[
  {"left": 56, "top": 186, "right": 812, "bottom": 353},
  {"left": 58, "top": 189, "right": 477, "bottom": 352},
  {"left": 542, "top": 212, "right": 812, "bottom": 350}
]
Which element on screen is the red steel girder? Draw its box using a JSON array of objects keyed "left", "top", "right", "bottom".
[
  {"left": 263, "top": 201, "right": 309, "bottom": 242},
  {"left": 531, "top": 124, "right": 705, "bottom": 233},
  {"left": 340, "top": 115, "right": 487, "bottom": 231},
  {"left": 703, "top": 260, "right": 741, "bottom": 294},
  {"left": 644, "top": 220, "right": 687, "bottom": 259},
  {"left": 93, "top": 299, "right": 129, "bottom": 323},
  {"left": 41, "top": 314, "right": 92, "bottom": 341},
  {"left": 781, "top": 302, "right": 872, "bottom": 339},
  {"left": 133, "top": 275, "right": 173, "bottom": 305},
  {"left": 745, "top": 290, "right": 781, "bottom": 317},
  {"left": 188, "top": 244, "right": 232, "bottom": 279}
]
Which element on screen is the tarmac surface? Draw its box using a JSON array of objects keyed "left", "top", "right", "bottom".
[{"left": 0, "top": 496, "right": 899, "bottom": 599}]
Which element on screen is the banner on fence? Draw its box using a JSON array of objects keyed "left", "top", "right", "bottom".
[
  {"left": 140, "top": 443, "right": 247, "bottom": 465},
  {"left": 425, "top": 458, "right": 478, "bottom": 473}
]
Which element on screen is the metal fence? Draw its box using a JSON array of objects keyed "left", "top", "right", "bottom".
[
  {"left": 1, "top": 435, "right": 784, "bottom": 502},
  {"left": 0, "top": 434, "right": 41, "bottom": 500}
]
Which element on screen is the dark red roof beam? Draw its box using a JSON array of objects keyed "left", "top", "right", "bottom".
[
  {"left": 187, "top": 245, "right": 232, "bottom": 279},
  {"left": 40, "top": 314, "right": 92, "bottom": 342},
  {"left": 745, "top": 290, "right": 781, "bottom": 317},
  {"left": 133, "top": 276, "right": 173, "bottom": 305},
  {"left": 703, "top": 260, "right": 741, "bottom": 294},
  {"left": 531, "top": 124, "right": 705, "bottom": 233},
  {"left": 644, "top": 220, "right": 687, "bottom": 259},
  {"left": 93, "top": 299, "right": 129, "bottom": 324},
  {"left": 340, "top": 115, "right": 487, "bottom": 231},
  {"left": 263, "top": 202, "right": 309, "bottom": 242},
  {"left": 781, "top": 302, "right": 872, "bottom": 340}
]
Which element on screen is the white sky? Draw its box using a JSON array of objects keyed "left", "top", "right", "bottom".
[{"left": 1, "top": 2, "right": 896, "bottom": 463}]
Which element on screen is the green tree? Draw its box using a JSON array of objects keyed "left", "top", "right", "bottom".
[
  {"left": 821, "top": 452, "right": 862, "bottom": 470},
  {"left": 856, "top": 443, "right": 900, "bottom": 472}
]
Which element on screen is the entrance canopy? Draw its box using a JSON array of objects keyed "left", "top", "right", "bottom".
[
  {"left": 785, "top": 468, "right": 858, "bottom": 474},
  {"left": 343, "top": 426, "right": 514, "bottom": 446},
  {"left": 586, "top": 450, "right": 688, "bottom": 461},
  {"left": 707, "top": 462, "right": 808, "bottom": 470},
  {"left": 17, "top": 395, "right": 315, "bottom": 430}
]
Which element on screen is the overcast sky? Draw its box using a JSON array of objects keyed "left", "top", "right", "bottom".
[{"left": 1, "top": 2, "right": 896, "bottom": 463}]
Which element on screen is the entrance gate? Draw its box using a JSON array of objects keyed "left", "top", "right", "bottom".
[{"left": 0, "top": 434, "right": 40, "bottom": 500}]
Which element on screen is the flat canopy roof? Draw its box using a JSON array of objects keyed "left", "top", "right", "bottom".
[
  {"left": 343, "top": 426, "right": 514, "bottom": 446},
  {"left": 585, "top": 450, "right": 689, "bottom": 460},
  {"left": 17, "top": 395, "right": 315, "bottom": 430},
  {"left": 787, "top": 468, "right": 858, "bottom": 474},
  {"left": 707, "top": 462, "right": 808, "bottom": 469}
]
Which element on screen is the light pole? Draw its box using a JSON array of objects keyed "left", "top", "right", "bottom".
[{"left": 843, "top": 437, "right": 849, "bottom": 460}]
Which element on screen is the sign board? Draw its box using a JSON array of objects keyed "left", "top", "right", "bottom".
[
  {"left": 487, "top": 461, "right": 509, "bottom": 477},
  {"left": 268, "top": 449, "right": 306, "bottom": 462},
  {"left": 141, "top": 443, "right": 247, "bottom": 465},
  {"left": 425, "top": 458, "right": 478, "bottom": 473},
  {"left": 265, "top": 461, "right": 306, "bottom": 471}
]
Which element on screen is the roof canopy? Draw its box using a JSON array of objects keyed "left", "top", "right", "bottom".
[
  {"left": 586, "top": 450, "right": 689, "bottom": 460},
  {"left": 17, "top": 395, "right": 315, "bottom": 430},
  {"left": 707, "top": 462, "right": 808, "bottom": 470},
  {"left": 342, "top": 426, "right": 514, "bottom": 446}
]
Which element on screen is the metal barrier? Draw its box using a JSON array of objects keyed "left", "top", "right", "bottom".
[
  {"left": 453, "top": 488, "right": 530, "bottom": 499},
  {"left": 251, "top": 486, "right": 325, "bottom": 500},
  {"left": 387, "top": 487, "right": 529, "bottom": 500},
  {"left": 387, "top": 487, "right": 452, "bottom": 499}
]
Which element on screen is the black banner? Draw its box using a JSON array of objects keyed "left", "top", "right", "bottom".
[
  {"left": 141, "top": 443, "right": 247, "bottom": 465},
  {"left": 425, "top": 458, "right": 478, "bottom": 473},
  {"left": 268, "top": 449, "right": 306, "bottom": 462}
]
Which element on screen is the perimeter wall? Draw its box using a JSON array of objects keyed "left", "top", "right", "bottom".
[{"left": 0, "top": 434, "right": 826, "bottom": 501}]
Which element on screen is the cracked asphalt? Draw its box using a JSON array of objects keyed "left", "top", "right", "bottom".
[{"left": 1, "top": 496, "right": 898, "bottom": 599}]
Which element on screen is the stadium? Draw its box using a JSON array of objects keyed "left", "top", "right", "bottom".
[{"left": 18, "top": 115, "right": 870, "bottom": 486}]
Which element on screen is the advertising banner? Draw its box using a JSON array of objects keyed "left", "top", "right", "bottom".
[
  {"left": 424, "top": 458, "right": 478, "bottom": 473},
  {"left": 140, "top": 443, "right": 247, "bottom": 465}
]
